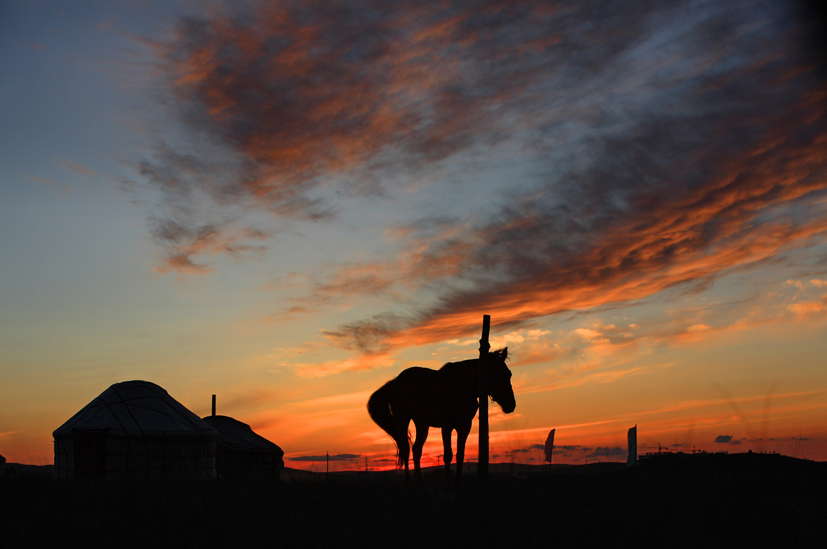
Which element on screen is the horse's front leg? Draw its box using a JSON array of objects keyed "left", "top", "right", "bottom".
[
  {"left": 455, "top": 421, "right": 472, "bottom": 484},
  {"left": 412, "top": 421, "right": 429, "bottom": 485},
  {"left": 398, "top": 419, "right": 411, "bottom": 482},
  {"left": 441, "top": 427, "right": 453, "bottom": 482}
]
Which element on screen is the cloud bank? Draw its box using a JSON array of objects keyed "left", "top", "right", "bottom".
[
  {"left": 287, "top": 453, "right": 361, "bottom": 462},
  {"left": 139, "top": 0, "right": 827, "bottom": 356}
]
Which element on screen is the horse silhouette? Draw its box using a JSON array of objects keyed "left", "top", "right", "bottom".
[{"left": 367, "top": 348, "right": 515, "bottom": 483}]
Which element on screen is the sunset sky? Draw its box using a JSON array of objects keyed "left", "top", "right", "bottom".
[{"left": 2, "top": 0, "right": 826, "bottom": 470}]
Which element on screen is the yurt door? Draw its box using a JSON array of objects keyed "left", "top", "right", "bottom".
[{"left": 73, "top": 429, "right": 106, "bottom": 478}]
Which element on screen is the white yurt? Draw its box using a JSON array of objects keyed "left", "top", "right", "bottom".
[
  {"left": 202, "top": 415, "right": 284, "bottom": 480},
  {"left": 53, "top": 381, "right": 219, "bottom": 480}
]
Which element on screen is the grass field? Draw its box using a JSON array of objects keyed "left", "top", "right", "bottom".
[{"left": 2, "top": 456, "right": 825, "bottom": 548}]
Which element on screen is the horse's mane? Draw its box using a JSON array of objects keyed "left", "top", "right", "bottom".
[{"left": 438, "top": 348, "right": 508, "bottom": 371}]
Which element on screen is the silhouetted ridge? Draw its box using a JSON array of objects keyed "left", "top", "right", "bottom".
[{"left": 638, "top": 451, "right": 825, "bottom": 472}]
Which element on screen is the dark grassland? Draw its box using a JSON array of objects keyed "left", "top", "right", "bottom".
[{"left": 2, "top": 461, "right": 825, "bottom": 548}]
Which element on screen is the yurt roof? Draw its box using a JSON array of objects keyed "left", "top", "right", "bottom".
[
  {"left": 202, "top": 415, "right": 282, "bottom": 452},
  {"left": 53, "top": 380, "right": 219, "bottom": 441}
]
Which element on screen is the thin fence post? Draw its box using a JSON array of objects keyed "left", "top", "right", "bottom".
[{"left": 478, "top": 315, "right": 491, "bottom": 482}]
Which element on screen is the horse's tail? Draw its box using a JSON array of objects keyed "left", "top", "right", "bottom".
[{"left": 367, "top": 379, "right": 409, "bottom": 468}]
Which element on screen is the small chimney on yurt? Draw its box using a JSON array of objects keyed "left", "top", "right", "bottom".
[{"left": 203, "top": 392, "right": 283, "bottom": 480}]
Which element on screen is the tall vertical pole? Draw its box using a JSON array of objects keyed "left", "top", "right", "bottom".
[
  {"left": 211, "top": 395, "right": 216, "bottom": 417},
  {"left": 478, "top": 315, "right": 491, "bottom": 481}
]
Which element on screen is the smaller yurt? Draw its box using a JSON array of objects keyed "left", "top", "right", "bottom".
[
  {"left": 202, "top": 415, "right": 284, "bottom": 480},
  {"left": 53, "top": 381, "right": 219, "bottom": 480}
]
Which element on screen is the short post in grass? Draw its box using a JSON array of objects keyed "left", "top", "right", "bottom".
[{"left": 478, "top": 315, "right": 491, "bottom": 482}]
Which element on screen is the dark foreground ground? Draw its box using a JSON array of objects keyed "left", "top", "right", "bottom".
[{"left": 2, "top": 454, "right": 825, "bottom": 548}]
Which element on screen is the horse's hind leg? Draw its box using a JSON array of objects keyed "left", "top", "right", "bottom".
[
  {"left": 412, "top": 421, "right": 429, "bottom": 485},
  {"left": 441, "top": 427, "right": 453, "bottom": 482}
]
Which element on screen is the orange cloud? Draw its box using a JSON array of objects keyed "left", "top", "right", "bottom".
[
  {"left": 138, "top": 0, "right": 827, "bottom": 366},
  {"left": 337, "top": 158, "right": 827, "bottom": 353},
  {"left": 150, "top": 217, "right": 271, "bottom": 274},
  {"left": 30, "top": 175, "right": 74, "bottom": 194},
  {"left": 60, "top": 161, "right": 96, "bottom": 178},
  {"left": 141, "top": 0, "right": 689, "bottom": 268}
]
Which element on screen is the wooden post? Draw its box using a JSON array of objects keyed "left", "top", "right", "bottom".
[
  {"left": 478, "top": 315, "right": 491, "bottom": 481},
  {"left": 211, "top": 395, "right": 216, "bottom": 417}
]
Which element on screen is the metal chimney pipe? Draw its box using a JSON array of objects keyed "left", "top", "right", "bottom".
[{"left": 212, "top": 394, "right": 216, "bottom": 417}]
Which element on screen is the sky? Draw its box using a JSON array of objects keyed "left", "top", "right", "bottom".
[{"left": 1, "top": 0, "right": 826, "bottom": 470}]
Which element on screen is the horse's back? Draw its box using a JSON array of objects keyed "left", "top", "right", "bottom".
[
  {"left": 394, "top": 365, "right": 477, "bottom": 428},
  {"left": 395, "top": 366, "right": 455, "bottom": 396},
  {"left": 394, "top": 367, "right": 443, "bottom": 402},
  {"left": 396, "top": 366, "right": 440, "bottom": 383}
]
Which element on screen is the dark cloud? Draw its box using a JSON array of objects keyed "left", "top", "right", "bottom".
[
  {"left": 584, "top": 447, "right": 625, "bottom": 459},
  {"left": 287, "top": 453, "right": 361, "bottom": 462},
  {"left": 138, "top": 0, "right": 827, "bottom": 360},
  {"left": 511, "top": 444, "right": 545, "bottom": 454},
  {"left": 148, "top": 215, "right": 271, "bottom": 273},
  {"left": 139, "top": 0, "right": 671, "bottom": 270},
  {"left": 751, "top": 436, "right": 811, "bottom": 443},
  {"left": 714, "top": 435, "right": 733, "bottom": 444},
  {"left": 321, "top": 313, "right": 408, "bottom": 354},
  {"left": 323, "top": 0, "right": 827, "bottom": 352}
]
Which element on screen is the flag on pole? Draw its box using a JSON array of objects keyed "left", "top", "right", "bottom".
[
  {"left": 627, "top": 425, "right": 637, "bottom": 467},
  {"left": 544, "top": 429, "right": 555, "bottom": 463}
]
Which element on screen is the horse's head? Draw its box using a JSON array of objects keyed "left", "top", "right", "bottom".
[{"left": 488, "top": 347, "right": 516, "bottom": 414}]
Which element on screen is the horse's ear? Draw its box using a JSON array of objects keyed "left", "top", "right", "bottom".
[{"left": 502, "top": 347, "right": 508, "bottom": 360}]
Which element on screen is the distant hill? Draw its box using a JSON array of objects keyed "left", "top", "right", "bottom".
[
  {"left": 8, "top": 452, "right": 821, "bottom": 481},
  {"left": 286, "top": 452, "right": 824, "bottom": 479},
  {"left": 283, "top": 460, "right": 625, "bottom": 480},
  {"left": 3, "top": 463, "right": 54, "bottom": 477},
  {"left": 637, "top": 451, "right": 825, "bottom": 472}
]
